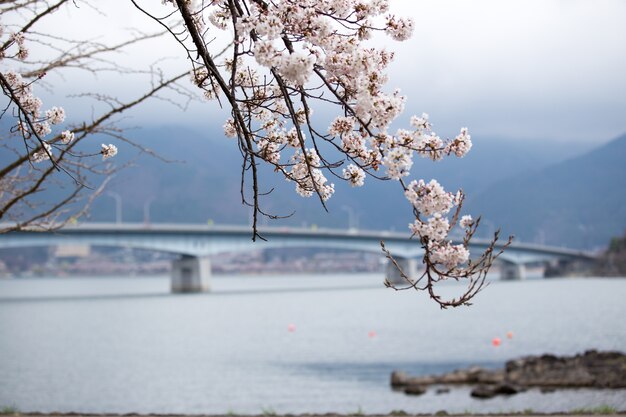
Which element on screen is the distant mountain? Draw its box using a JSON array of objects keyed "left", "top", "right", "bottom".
[
  {"left": 85, "top": 124, "right": 626, "bottom": 250},
  {"left": 88, "top": 125, "right": 250, "bottom": 225},
  {"left": 465, "top": 133, "right": 626, "bottom": 249},
  {"left": 8, "top": 117, "right": 620, "bottom": 250}
]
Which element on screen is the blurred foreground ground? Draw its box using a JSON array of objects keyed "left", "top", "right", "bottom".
[{"left": 8, "top": 413, "right": 626, "bottom": 417}]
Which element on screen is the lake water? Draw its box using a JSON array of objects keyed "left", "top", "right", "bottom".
[{"left": 0, "top": 274, "right": 625, "bottom": 414}]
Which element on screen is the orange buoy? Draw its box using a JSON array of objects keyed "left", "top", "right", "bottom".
[
  {"left": 287, "top": 323, "right": 296, "bottom": 332},
  {"left": 492, "top": 337, "right": 502, "bottom": 347},
  {"left": 506, "top": 331, "right": 514, "bottom": 339}
]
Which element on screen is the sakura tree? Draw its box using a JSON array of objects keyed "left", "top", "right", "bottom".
[
  {"left": 131, "top": 0, "right": 511, "bottom": 307},
  {"left": 0, "top": 1, "right": 188, "bottom": 232}
]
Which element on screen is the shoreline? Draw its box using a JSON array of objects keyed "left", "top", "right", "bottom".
[{"left": 3, "top": 412, "right": 626, "bottom": 417}]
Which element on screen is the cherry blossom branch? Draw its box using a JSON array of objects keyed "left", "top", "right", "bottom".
[
  {"left": 139, "top": 0, "right": 512, "bottom": 306},
  {"left": 1, "top": 2, "right": 191, "bottom": 231}
]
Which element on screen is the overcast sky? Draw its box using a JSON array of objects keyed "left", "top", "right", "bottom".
[
  {"left": 21, "top": 0, "right": 626, "bottom": 143},
  {"left": 387, "top": 0, "right": 626, "bottom": 142}
]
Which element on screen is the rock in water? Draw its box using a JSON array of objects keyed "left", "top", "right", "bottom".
[
  {"left": 470, "top": 385, "right": 497, "bottom": 399},
  {"left": 505, "top": 350, "right": 626, "bottom": 388},
  {"left": 392, "top": 350, "right": 626, "bottom": 398},
  {"left": 390, "top": 370, "right": 409, "bottom": 388},
  {"left": 404, "top": 384, "right": 427, "bottom": 395},
  {"left": 494, "top": 383, "right": 521, "bottom": 395},
  {"left": 470, "top": 383, "right": 520, "bottom": 399}
]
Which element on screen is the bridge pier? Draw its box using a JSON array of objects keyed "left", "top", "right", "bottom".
[
  {"left": 386, "top": 256, "right": 419, "bottom": 285},
  {"left": 500, "top": 262, "right": 526, "bottom": 281},
  {"left": 171, "top": 255, "right": 211, "bottom": 293}
]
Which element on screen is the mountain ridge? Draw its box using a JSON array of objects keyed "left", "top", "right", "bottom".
[{"left": 466, "top": 133, "right": 626, "bottom": 249}]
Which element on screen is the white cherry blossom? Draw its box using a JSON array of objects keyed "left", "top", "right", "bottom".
[
  {"left": 404, "top": 179, "right": 455, "bottom": 216},
  {"left": 460, "top": 215, "right": 474, "bottom": 229},
  {"left": 343, "top": 164, "right": 366, "bottom": 187},
  {"left": 101, "top": 144, "right": 118, "bottom": 160}
]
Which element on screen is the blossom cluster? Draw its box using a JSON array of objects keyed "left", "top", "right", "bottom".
[
  {"left": 101, "top": 144, "right": 118, "bottom": 160},
  {"left": 342, "top": 164, "right": 366, "bottom": 187},
  {"left": 429, "top": 241, "right": 471, "bottom": 271},
  {"left": 404, "top": 178, "right": 471, "bottom": 270},
  {"left": 290, "top": 149, "right": 335, "bottom": 201},
  {"left": 174, "top": 0, "right": 418, "bottom": 196},
  {"left": 404, "top": 179, "right": 455, "bottom": 217},
  {"left": 1, "top": 24, "right": 117, "bottom": 163}
]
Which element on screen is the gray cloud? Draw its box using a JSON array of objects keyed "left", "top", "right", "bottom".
[
  {"left": 16, "top": 0, "right": 626, "bottom": 143},
  {"left": 386, "top": 0, "right": 626, "bottom": 141}
]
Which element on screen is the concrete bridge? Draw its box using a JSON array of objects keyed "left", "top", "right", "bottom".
[{"left": 0, "top": 223, "right": 596, "bottom": 292}]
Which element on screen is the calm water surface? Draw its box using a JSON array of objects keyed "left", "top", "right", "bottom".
[{"left": 0, "top": 274, "right": 625, "bottom": 414}]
